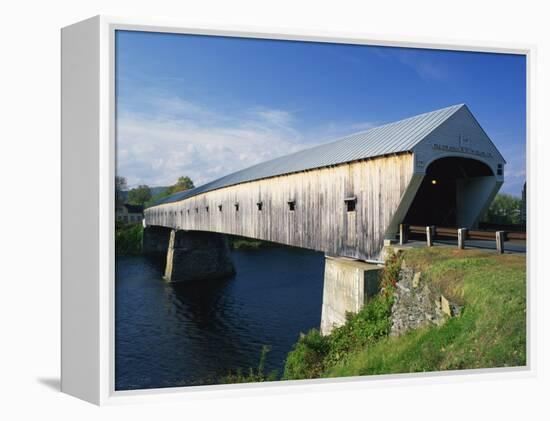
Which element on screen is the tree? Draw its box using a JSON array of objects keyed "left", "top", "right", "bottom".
[
  {"left": 127, "top": 185, "right": 152, "bottom": 205},
  {"left": 483, "top": 193, "right": 521, "bottom": 225},
  {"left": 144, "top": 176, "right": 195, "bottom": 208},
  {"left": 168, "top": 176, "right": 195, "bottom": 194},
  {"left": 115, "top": 176, "right": 127, "bottom": 207}
]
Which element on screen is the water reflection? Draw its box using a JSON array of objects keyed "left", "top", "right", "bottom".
[{"left": 115, "top": 247, "right": 324, "bottom": 390}]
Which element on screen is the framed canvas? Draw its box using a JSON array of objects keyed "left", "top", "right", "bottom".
[{"left": 61, "top": 15, "right": 532, "bottom": 405}]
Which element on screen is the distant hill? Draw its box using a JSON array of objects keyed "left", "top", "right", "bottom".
[{"left": 120, "top": 186, "right": 168, "bottom": 202}]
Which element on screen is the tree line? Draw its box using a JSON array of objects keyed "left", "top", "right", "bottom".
[
  {"left": 481, "top": 192, "right": 525, "bottom": 226},
  {"left": 116, "top": 175, "right": 195, "bottom": 208}
]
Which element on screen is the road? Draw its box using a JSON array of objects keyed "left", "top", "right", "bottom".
[{"left": 402, "top": 238, "right": 526, "bottom": 254}]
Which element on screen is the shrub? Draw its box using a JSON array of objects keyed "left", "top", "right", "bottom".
[
  {"left": 324, "top": 294, "right": 394, "bottom": 367},
  {"left": 283, "top": 255, "right": 399, "bottom": 380},
  {"left": 223, "top": 345, "right": 279, "bottom": 384},
  {"left": 115, "top": 222, "right": 143, "bottom": 255},
  {"left": 380, "top": 251, "right": 401, "bottom": 295},
  {"left": 283, "top": 330, "right": 329, "bottom": 380}
]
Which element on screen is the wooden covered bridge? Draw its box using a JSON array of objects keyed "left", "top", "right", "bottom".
[
  {"left": 142, "top": 104, "right": 505, "bottom": 333},
  {"left": 144, "top": 103, "right": 505, "bottom": 261}
]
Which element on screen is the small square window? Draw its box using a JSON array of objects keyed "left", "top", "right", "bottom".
[
  {"left": 288, "top": 200, "right": 295, "bottom": 211},
  {"left": 257, "top": 202, "right": 263, "bottom": 211},
  {"left": 345, "top": 196, "right": 357, "bottom": 212}
]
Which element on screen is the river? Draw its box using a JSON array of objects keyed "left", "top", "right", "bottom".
[{"left": 115, "top": 247, "right": 325, "bottom": 390}]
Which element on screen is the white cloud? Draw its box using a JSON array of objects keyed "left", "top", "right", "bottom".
[
  {"left": 116, "top": 93, "right": 386, "bottom": 189},
  {"left": 251, "top": 109, "right": 294, "bottom": 127},
  {"left": 116, "top": 96, "right": 308, "bottom": 188}
]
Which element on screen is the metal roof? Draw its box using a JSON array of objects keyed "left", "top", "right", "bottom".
[{"left": 150, "top": 104, "right": 465, "bottom": 207}]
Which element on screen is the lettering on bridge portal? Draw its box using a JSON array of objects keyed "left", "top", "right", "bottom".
[{"left": 431, "top": 143, "right": 493, "bottom": 159}]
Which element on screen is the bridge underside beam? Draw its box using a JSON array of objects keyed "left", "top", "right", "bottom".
[
  {"left": 320, "top": 256, "right": 383, "bottom": 335},
  {"left": 142, "top": 225, "right": 172, "bottom": 256}
]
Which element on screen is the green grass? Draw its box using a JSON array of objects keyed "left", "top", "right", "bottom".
[
  {"left": 222, "top": 345, "right": 279, "bottom": 384},
  {"left": 326, "top": 248, "right": 526, "bottom": 377},
  {"left": 284, "top": 248, "right": 526, "bottom": 380}
]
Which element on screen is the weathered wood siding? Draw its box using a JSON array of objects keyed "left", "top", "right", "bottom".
[{"left": 144, "top": 153, "right": 414, "bottom": 260}]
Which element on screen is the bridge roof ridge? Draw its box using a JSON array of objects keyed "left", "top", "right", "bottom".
[{"left": 149, "top": 104, "right": 465, "bottom": 207}]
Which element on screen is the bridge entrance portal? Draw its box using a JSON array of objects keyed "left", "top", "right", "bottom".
[{"left": 403, "top": 157, "right": 495, "bottom": 228}]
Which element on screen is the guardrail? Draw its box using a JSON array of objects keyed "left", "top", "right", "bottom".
[{"left": 399, "top": 224, "right": 526, "bottom": 253}]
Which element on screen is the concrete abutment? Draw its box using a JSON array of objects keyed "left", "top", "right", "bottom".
[{"left": 320, "top": 256, "right": 383, "bottom": 335}]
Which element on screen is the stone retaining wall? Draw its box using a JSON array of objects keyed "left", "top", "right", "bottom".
[{"left": 390, "top": 260, "right": 460, "bottom": 337}]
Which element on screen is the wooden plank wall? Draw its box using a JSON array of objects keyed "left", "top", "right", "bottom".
[{"left": 144, "top": 153, "right": 414, "bottom": 260}]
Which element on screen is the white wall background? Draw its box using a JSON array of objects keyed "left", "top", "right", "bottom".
[{"left": 0, "top": 0, "right": 548, "bottom": 419}]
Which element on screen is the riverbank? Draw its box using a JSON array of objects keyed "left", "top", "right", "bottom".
[
  {"left": 116, "top": 224, "right": 278, "bottom": 256},
  {"left": 115, "top": 222, "right": 143, "bottom": 255},
  {"left": 228, "top": 235, "right": 280, "bottom": 250},
  {"left": 282, "top": 247, "right": 526, "bottom": 380}
]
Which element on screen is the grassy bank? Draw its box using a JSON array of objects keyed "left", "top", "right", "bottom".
[
  {"left": 115, "top": 222, "right": 143, "bottom": 255},
  {"left": 284, "top": 248, "right": 526, "bottom": 380}
]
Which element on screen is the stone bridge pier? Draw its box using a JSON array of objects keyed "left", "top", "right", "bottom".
[{"left": 143, "top": 226, "right": 235, "bottom": 282}]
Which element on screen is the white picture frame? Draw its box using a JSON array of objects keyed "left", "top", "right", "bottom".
[{"left": 61, "top": 15, "right": 533, "bottom": 406}]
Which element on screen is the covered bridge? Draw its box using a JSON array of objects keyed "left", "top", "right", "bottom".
[{"left": 144, "top": 103, "right": 505, "bottom": 262}]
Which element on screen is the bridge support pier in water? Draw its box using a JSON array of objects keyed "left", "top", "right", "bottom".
[
  {"left": 320, "top": 256, "right": 383, "bottom": 336},
  {"left": 164, "top": 230, "right": 236, "bottom": 282},
  {"left": 143, "top": 226, "right": 236, "bottom": 282}
]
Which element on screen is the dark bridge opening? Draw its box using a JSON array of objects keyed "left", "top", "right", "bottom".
[{"left": 403, "top": 157, "right": 494, "bottom": 227}]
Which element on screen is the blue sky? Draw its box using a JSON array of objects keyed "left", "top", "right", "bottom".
[{"left": 116, "top": 30, "right": 526, "bottom": 196}]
